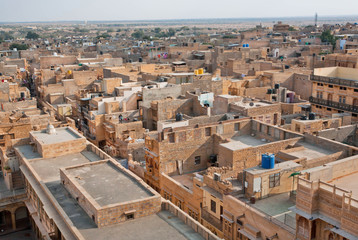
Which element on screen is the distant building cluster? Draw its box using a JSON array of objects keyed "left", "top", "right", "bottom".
[{"left": 1, "top": 20, "right": 358, "bottom": 240}]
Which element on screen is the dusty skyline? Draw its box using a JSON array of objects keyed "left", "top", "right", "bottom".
[{"left": 1, "top": 0, "right": 358, "bottom": 22}]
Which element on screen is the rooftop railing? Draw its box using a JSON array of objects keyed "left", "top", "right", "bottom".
[
  {"left": 310, "top": 96, "right": 358, "bottom": 113},
  {"left": 311, "top": 75, "right": 358, "bottom": 88}
]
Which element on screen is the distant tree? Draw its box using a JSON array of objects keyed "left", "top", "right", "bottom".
[
  {"left": 0, "top": 31, "right": 14, "bottom": 43},
  {"left": 96, "top": 33, "right": 110, "bottom": 39},
  {"left": 288, "top": 27, "right": 296, "bottom": 31},
  {"left": 320, "top": 30, "right": 337, "bottom": 48},
  {"left": 180, "top": 26, "right": 190, "bottom": 31},
  {"left": 168, "top": 28, "right": 175, "bottom": 37},
  {"left": 107, "top": 29, "right": 114, "bottom": 33},
  {"left": 9, "top": 43, "right": 28, "bottom": 50},
  {"left": 116, "top": 29, "right": 121, "bottom": 32},
  {"left": 154, "top": 27, "right": 161, "bottom": 34},
  {"left": 131, "top": 30, "right": 144, "bottom": 39},
  {"left": 26, "top": 31, "right": 40, "bottom": 39}
]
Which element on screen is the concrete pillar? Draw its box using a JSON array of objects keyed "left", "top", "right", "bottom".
[{"left": 11, "top": 211, "right": 16, "bottom": 230}]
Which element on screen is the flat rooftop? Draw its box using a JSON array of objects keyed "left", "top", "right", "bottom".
[
  {"left": 31, "top": 127, "right": 82, "bottom": 144},
  {"left": 231, "top": 100, "right": 271, "bottom": 108},
  {"left": 66, "top": 161, "right": 153, "bottom": 206},
  {"left": 314, "top": 67, "right": 358, "bottom": 81},
  {"left": 287, "top": 142, "right": 336, "bottom": 160},
  {"left": 328, "top": 171, "right": 358, "bottom": 199},
  {"left": 220, "top": 135, "right": 270, "bottom": 151},
  {"left": 79, "top": 210, "right": 205, "bottom": 240},
  {"left": 171, "top": 171, "right": 204, "bottom": 191},
  {"left": 246, "top": 161, "right": 301, "bottom": 175},
  {"left": 253, "top": 192, "right": 296, "bottom": 227},
  {"left": 27, "top": 151, "right": 102, "bottom": 182},
  {"left": 26, "top": 168, "right": 205, "bottom": 240}
]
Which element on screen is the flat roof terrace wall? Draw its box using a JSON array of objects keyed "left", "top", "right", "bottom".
[
  {"left": 30, "top": 127, "right": 87, "bottom": 158},
  {"left": 60, "top": 159, "right": 161, "bottom": 228}
]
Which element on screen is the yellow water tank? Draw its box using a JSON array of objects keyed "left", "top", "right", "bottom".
[
  {"left": 67, "top": 70, "right": 72, "bottom": 75},
  {"left": 198, "top": 68, "right": 204, "bottom": 75},
  {"left": 194, "top": 70, "right": 199, "bottom": 75}
]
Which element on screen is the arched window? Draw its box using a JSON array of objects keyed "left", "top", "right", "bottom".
[{"left": 328, "top": 232, "right": 334, "bottom": 240}]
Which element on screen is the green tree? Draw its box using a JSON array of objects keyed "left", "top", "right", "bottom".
[
  {"left": 26, "top": 31, "right": 40, "bottom": 39},
  {"left": 0, "top": 31, "right": 14, "bottom": 43},
  {"left": 131, "top": 30, "right": 144, "bottom": 39},
  {"left": 9, "top": 43, "right": 28, "bottom": 50},
  {"left": 168, "top": 28, "right": 175, "bottom": 37},
  {"left": 320, "top": 30, "right": 337, "bottom": 48}
]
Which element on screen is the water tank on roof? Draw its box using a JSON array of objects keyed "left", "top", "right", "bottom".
[
  {"left": 175, "top": 113, "right": 183, "bottom": 122},
  {"left": 275, "top": 83, "right": 280, "bottom": 89},
  {"left": 267, "top": 89, "right": 273, "bottom": 94},
  {"left": 262, "top": 154, "right": 275, "bottom": 169},
  {"left": 309, "top": 112, "right": 316, "bottom": 120}
]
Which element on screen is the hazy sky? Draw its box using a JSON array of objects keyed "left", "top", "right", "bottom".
[{"left": 0, "top": 0, "right": 357, "bottom": 22}]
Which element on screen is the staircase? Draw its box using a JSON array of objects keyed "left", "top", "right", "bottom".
[{"left": 12, "top": 171, "right": 24, "bottom": 189}]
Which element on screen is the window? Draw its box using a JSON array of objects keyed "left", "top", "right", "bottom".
[
  {"left": 205, "top": 127, "right": 211, "bottom": 136},
  {"left": 327, "top": 108, "right": 331, "bottom": 111},
  {"left": 328, "top": 85, "right": 333, "bottom": 88},
  {"left": 168, "top": 133, "right": 175, "bottom": 143},
  {"left": 269, "top": 173, "right": 280, "bottom": 188},
  {"left": 177, "top": 200, "right": 183, "bottom": 210},
  {"left": 188, "top": 209, "right": 199, "bottom": 221},
  {"left": 126, "top": 213, "right": 134, "bottom": 220},
  {"left": 163, "top": 191, "right": 172, "bottom": 201},
  {"left": 234, "top": 123, "right": 239, "bottom": 131},
  {"left": 339, "top": 86, "right": 347, "bottom": 90},
  {"left": 339, "top": 96, "right": 346, "bottom": 103},
  {"left": 354, "top": 89, "right": 358, "bottom": 93},
  {"left": 195, "top": 156, "right": 201, "bottom": 165},
  {"left": 210, "top": 200, "right": 216, "bottom": 213},
  {"left": 319, "top": 92, "right": 323, "bottom": 99}
]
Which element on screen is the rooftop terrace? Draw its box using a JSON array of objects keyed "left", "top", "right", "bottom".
[
  {"left": 31, "top": 127, "right": 82, "bottom": 145},
  {"left": 287, "top": 142, "right": 336, "bottom": 160},
  {"left": 26, "top": 150, "right": 102, "bottom": 183},
  {"left": 220, "top": 135, "right": 271, "bottom": 151},
  {"left": 328, "top": 171, "right": 358, "bottom": 199},
  {"left": 65, "top": 161, "right": 153, "bottom": 206}
]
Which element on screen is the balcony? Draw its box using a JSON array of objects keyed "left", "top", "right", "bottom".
[
  {"left": 311, "top": 75, "right": 358, "bottom": 88},
  {"left": 310, "top": 96, "right": 358, "bottom": 113},
  {"left": 201, "top": 207, "right": 223, "bottom": 231}
]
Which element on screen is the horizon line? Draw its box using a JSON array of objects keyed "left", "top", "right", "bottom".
[{"left": 1, "top": 14, "right": 358, "bottom": 25}]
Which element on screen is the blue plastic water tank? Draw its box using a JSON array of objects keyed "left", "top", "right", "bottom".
[{"left": 262, "top": 154, "right": 275, "bottom": 169}]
